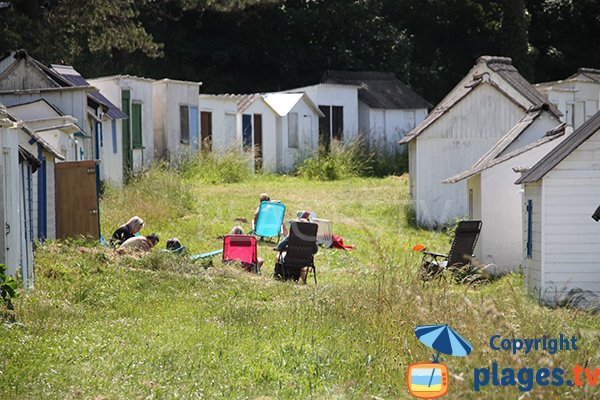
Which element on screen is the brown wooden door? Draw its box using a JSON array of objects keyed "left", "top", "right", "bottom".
[
  {"left": 55, "top": 160, "right": 100, "bottom": 240},
  {"left": 253, "top": 114, "right": 262, "bottom": 171},
  {"left": 200, "top": 111, "right": 212, "bottom": 151}
]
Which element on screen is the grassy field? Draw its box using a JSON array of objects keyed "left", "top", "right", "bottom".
[{"left": 1, "top": 165, "right": 599, "bottom": 399}]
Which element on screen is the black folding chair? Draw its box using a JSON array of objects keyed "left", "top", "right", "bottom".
[
  {"left": 277, "top": 221, "right": 318, "bottom": 284},
  {"left": 421, "top": 220, "right": 482, "bottom": 279}
]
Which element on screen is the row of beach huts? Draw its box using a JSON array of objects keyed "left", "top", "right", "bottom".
[
  {"left": 2, "top": 48, "right": 600, "bottom": 307},
  {"left": 0, "top": 49, "right": 430, "bottom": 287}
]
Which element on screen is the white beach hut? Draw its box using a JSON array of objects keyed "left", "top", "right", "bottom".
[
  {"left": 89, "top": 75, "right": 155, "bottom": 174},
  {"left": 153, "top": 78, "right": 202, "bottom": 165},
  {"left": 443, "top": 106, "right": 567, "bottom": 272},
  {"left": 400, "top": 56, "right": 561, "bottom": 228},
  {"left": 515, "top": 110, "right": 600, "bottom": 304}
]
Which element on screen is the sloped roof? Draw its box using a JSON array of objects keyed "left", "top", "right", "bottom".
[
  {"left": 237, "top": 94, "right": 263, "bottom": 114},
  {"left": 50, "top": 64, "right": 127, "bottom": 120},
  {"left": 567, "top": 67, "right": 600, "bottom": 83},
  {"left": 320, "top": 70, "right": 431, "bottom": 110},
  {"left": 515, "top": 110, "right": 600, "bottom": 184},
  {"left": 262, "top": 92, "right": 325, "bottom": 117},
  {"left": 400, "top": 56, "right": 560, "bottom": 144},
  {"left": 483, "top": 56, "right": 560, "bottom": 117},
  {"left": 444, "top": 107, "right": 566, "bottom": 183},
  {"left": 0, "top": 104, "right": 65, "bottom": 160}
]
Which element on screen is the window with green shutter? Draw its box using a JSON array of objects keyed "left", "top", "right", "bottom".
[{"left": 132, "top": 102, "right": 143, "bottom": 148}]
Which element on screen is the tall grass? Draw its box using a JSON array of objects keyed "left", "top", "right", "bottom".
[
  {"left": 2, "top": 170, "right": 600, "bottom": 399},
  {"left": 181, "top": 147, "right": 253, "bottom": 184},
  {"left": 295, "top": 140, "right": 372, "bottom": 180}
]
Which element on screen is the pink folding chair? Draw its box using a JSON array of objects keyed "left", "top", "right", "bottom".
[{"left": 223, "top": 234, "right": 259, "bottom": 273}]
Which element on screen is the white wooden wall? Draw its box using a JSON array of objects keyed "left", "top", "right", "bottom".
[
  {"left": 523, "top": 181, "right": 543, "bottom": 298},
  {"left": 153, "top": 80, "right": 200, "bottom": 165},
  {"left": 199, "top": 96, "right": 239, "bottom": 153},
  {"left": 300, "top": 85, "right": 359, "bottom": 142},
  {"left": 278, "top": 99, "right": 319, "bottom": 172},
  {"left": 241, "top": 100, "right": 278, "bottom": 172},
  {"left": 539, "top": 128, "right": 600, "bottom": 302},
  {"left": 414, "top": 84, "right": 525, "bottom": 227}
]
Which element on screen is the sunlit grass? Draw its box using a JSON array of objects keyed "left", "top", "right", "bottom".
[{"left": 0, "top": 164, "right": 599, "bottom": 399}]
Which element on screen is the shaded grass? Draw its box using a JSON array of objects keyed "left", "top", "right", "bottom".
[{"left": 1, "top": 170, "right": 599, "bottom": 399}]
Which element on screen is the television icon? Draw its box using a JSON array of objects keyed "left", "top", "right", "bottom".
[{"left": 406, "top": 362, "right": 449, "bottom": 399}]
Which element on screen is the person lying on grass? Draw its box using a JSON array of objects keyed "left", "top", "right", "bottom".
[
  {"left": 273, "top": 220, "right": 317, "bottom": 284},
  {"left": 112, "top": 216, "right": 144, "bottom": 245},
  {"left": 120, "top": 233, "right": 159, "bottom": 252},
  {"left": 230, "top": 226, "right": 264, "bottom": 273}
]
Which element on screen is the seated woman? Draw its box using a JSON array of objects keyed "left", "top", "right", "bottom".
[
  {"left": 273, "top": 221, "right": 318, "bottom": 284},
  {"left": 112, "top": 216, "right": 144, "bottom": 246},
  {"left": 229, "top": 226, "right": 264, "bottom": 273},
  {"left": 120, "top": 233, "right": 159, "bottom": 252}
]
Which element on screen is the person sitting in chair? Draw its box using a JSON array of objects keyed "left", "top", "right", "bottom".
[
  {"left": 273, "top": 220, "right": 318, "bottom": 284},
  {"left": 230, "top": 226, "right": 264, "bottom": 273},
  {"left": 253, "top": 193, "right": 289, "bottom": 237}
]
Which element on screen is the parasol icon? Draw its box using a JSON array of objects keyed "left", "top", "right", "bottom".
[{"left": 415, "top": 324, "right": 473, "bottom": 362}]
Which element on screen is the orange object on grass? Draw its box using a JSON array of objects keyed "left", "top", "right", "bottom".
[{"left": 412, "top": 243, "right": 426, "bottom": 252}]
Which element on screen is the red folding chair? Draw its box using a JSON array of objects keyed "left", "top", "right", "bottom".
[{"left": 223, "top": 234, "right": 259, "bottom": 273}]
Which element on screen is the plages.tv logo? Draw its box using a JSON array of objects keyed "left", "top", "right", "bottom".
[{"left": 407, "top": 324, "right": 473, "bottom": 399}]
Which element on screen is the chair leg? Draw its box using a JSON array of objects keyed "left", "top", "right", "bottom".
[{"left": 313, "top": 266, "right": 317, "bottom": 285}]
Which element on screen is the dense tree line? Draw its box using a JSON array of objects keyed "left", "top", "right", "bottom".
[{"left": 1, "top": 0, "right": 599, "bottom": 104}]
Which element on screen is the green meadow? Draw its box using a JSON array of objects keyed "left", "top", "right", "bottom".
[{"left": 1, "top": 163, "right": 599, "bottom": 399}]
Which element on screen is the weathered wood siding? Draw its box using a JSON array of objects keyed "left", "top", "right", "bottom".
[{"left": 416, "top": 84, "right": 524, "bottom": 227}]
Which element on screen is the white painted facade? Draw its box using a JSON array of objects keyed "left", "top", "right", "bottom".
[
  {"left": 263, "top": 93, "right": 322, "bottom": 172},
  {"left": 199, "top": 95, "right": 239, "bottom": 153},
  {"left": 404, "top": 57, "right": 557, "bottom": 228},
  {"left": 466, "top": 134, "right": 567, "bottom": 273},
  {"left": 97, "top": 116, "right": 123, "bottom": 188},
  {"left": 8, "top": 100, "right": 79, "bottom": 161},
  {"left": 0, "top": 114, "right": 36, "bottom": 287},
  {"left": 358, "top": 102, "right": 428, "bottom": 152},
  {"left": 536, "top": 74, "right": 600, "bottom": 129},
  {"left": 411, "top": 84, "right": 526, "bottom": 227},
  {"left": 521, "top": 128, "right": 600, "bottom": 304},
  {"left": 153, "top": 79, "right": 201, "bottom": 165},
  {"left": 288, "top": 84, "right": 360, "bottom": 143},
  {"left": 238, "top": 97, "right": 279, "bottom": 172},
  {"left": 89, "top": 75, "right": 155, "bottom": 173}
]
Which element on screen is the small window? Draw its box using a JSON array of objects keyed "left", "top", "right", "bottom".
[
  {"left": 180, "top": 105, "right": 190, "bottom": 144},
  {"left": 288, "top": 112, "right": 298, "bottom": 148},
  {"left": 526, "top": 200, "right": 533, "bottom": 258}
]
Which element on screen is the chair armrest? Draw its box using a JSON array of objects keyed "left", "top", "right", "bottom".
[{"left": 422, "top": 251, "right": 448, "bottom": 259}]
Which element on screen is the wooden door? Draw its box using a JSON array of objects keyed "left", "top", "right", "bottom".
[
  {"left": 200, "top": 111, "right": 212, "bottom": 151},
  {"left": 253, "top": 114, "right": 262, "bottom": 171},
  {"left": 55, "top": 160, "right": 100, "bottom": 240},
  {"left": 318, "top": 105, "right": 331, "bottom": 150}
]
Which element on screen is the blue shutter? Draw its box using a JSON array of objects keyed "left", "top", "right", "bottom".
[
  {"left": 112, "top": 120, "right": 118, "bottom": 154},
  {"left": 242, "top": 114, "right": 252, "bottom": 149},
  {"left": 526, "top": 200, "right": 533, "bottom": 258}
]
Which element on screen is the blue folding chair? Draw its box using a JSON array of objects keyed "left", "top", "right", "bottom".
[{"left": 253, "top": 201, "right": 286, "bottom": 241}]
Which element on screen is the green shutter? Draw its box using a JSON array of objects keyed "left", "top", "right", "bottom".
[{"left": 132, "top": 103, "right": 143, "bottom": 148}]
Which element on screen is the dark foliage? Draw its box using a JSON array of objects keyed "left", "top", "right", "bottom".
[{"left": 0, "top": 0, "right": 599, "bottom": 104}]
